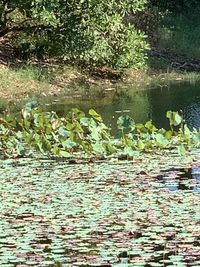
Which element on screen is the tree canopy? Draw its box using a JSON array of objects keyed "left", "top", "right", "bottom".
[
  {"left": 0, "top": 0, "right": 198, "bottom": 69},
  {"left": 0, "top": 0, "right": 149, "bottom": 68}
]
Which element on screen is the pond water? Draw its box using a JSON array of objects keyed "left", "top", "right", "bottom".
[
  {"left": 1, "top": 81, "right": 200, "bottom": 266},
  {"left": 158, "top": 167, "right": 200, "bottom": 192},
  {"left": 45, "top": 80, "right": 200, "bottom": 131}
]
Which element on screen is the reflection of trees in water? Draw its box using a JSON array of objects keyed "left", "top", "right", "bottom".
[
  {"left": 112, "top": 89, "right": 152, "bottom": 123},
  {"left": 146, "top": 82, "right": 200, "bottom": 129},
  {"left": 24, "top": 80, "right": 200, "bottom": 131},
  {"left": 191, "top": 168, "right": 200, "bottom": 192}
]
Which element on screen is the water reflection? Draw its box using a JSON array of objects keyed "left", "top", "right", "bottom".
[
  {"left": 1, "top": 80, "right": 200, "bottom": 131},
  {"left": 158, "top": 167, "right": 200, "bottom": 192},
  {"left": 45, "top": 81, "right": 200, "bottom": 131}
]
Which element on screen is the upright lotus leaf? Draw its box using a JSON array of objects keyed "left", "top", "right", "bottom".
[
  {"left": 192, "top": 130, "right": 200, "bottom": 147},
  {"left": 145, "top": 121, "right": 157, "bottom": 133},
  {"left": 0, "top": 104, "right": 200, "bottom": 158},
  {"left": 123, "top": 146, "right": 139, "bottom": 157},
  {"left": 165, "top": 130, "right": 173, "bottom": 140},
  {"left": 183, "top": 125, "right": 191, "bottom": 137},
  {"left": 136, "top": 139, "right": 145, "bottom": 151},
  {"left": 33, "top": 112, "right": 45, "bottom": 129},
  {"left": 52, "top": 145, "right": 60, "bottom": 155},
  {"left": 166, "top": 111, "right": 174, "bottom": 126},
  {"left": 58, "top": 127, "right": 70, "bottom": 138},
  {"left": 92, "top": 142, "right": 105, "bottom": 153},
  {"left": 80, "top": 117, "right": 92, "bottom": 127},
  {"left": 104, "top": 143, "right": 117, "bottom": 154},
  {"left": 155, "top": 133, "right": 169, "bottom": 148},
  {"left": 38, "top": 135, "right": 52, "bottom": 153},
  {"left": 90, "top": 127, "right": 100, "bottom": 141},
  {"left": 70, "top": 108, "right": 85, "bottom": 121},
  {"left": 89, "top": 109, "right": 103, "bottom": 122},
  {"left": 166, "top": 111, "right": 182, "bottom": 127},
  {"left": 62, "top": 140, "right": 76, "bottom": 149},
  {"left": 74, "top": 121, "right": 84, "bottom": 134},
  {"left": 174, "top": 112, "right": 183, "bottom": 126},
  {"left": 65, "top": 122, "right": 75, "bottom": 131},
  {"left": 135, "top": 123, "right": 147, "bottom": 133},
  {"left": 178, "top": 144, "right": 186, "bottom": 156},
  {"left": 117, "top": 115, "right": 135, "bottom": 131},
  {"left": 15, "top": 141, "right": 26, "bottom": 156}
]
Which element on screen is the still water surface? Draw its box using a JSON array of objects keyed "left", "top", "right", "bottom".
[{"left": 48, "top": 81, "right": 200, "bottom": 130}]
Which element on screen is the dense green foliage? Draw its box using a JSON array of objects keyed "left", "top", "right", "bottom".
[
  {"left": 157, "top": 9, "right": 200, "bottom": 58},
  {"left": 0, "top": 0, "right": 149, "bottom": 68},
  {"left": 0, "top": 0, "right": 199, "bottom": 69},
  {"left": 1, "top": 103, "right": 200, "bottom": 159}
]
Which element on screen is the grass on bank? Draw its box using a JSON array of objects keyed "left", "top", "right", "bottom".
[
  {"left": 1, "top": 61, "right": 200, "bottom": 101},
  {"left": 0, "top": 64, "right": 49, "bottom": 99},
  {"left": 0, "top": 63, "right": 84, "bottom": 100}
]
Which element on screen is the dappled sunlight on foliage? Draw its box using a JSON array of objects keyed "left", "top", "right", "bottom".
[{"left": 0, "top": 0, "right": 149, "bottom": 69}]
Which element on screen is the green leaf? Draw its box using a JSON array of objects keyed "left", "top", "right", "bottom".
[
  {"left": 174, "top": 113, "right": 182, "bottom": 126},
  {"left": 90, "top": 128, "right": 100, "bottom": 141},
  {"left": 137, "top": 140, "right": 145, "bottom": 151},
  {"left": 165, "top": 130, "right": 173, "bottom": 139},
  {"left": 92, "top": 142, "right": 105, "bottom": 153},
  {"left": 166, "top": 111, "right": 182, "bottom": 126},
  {"left": 59, "top": 150, "right": 71, "bottom": 157},
  {"left": 53, "top": 146, "right": 60, "bottom": 155},
  {"left": 178, "top": 144, "right": 186, "bottom": 155},
  {"left": 184, "top": 125, "right": 191, "bottom": 136},
  {"left": 89, "top": 109, "right": 103, "bottom": 122},
  {"left": 62, "top": 140, "right": 76, "bottom": 148},
  {"left": 124, "top": 147, "right": 139, "bottom": 157},
  {"left": 155, "top": 133, "right": 169, "bottom": 148},
  {"left": 117, "top": 115, "right": 135, "bottom": 131},
  {"left": 145, "top": 121, "right": 157, "bottom": 132}
]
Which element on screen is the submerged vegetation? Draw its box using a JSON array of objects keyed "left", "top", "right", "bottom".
[{"left": 1, "top": 103, "right": 200, "bottom": 159}]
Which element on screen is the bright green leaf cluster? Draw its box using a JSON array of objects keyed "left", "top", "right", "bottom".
[{"left": 0, "top": 105, "right": 199, "bottom": 159}]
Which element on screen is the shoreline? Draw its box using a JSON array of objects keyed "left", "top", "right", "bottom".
[{"left": 0, "top": 63, "right": 200, "bottom": 102}]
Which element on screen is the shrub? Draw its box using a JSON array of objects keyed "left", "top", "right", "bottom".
[{"left": 0, "top": 0, "right": 149, "bottom": 69}]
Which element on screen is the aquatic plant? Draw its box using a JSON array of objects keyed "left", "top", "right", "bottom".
[
  {"left": 0, "top": 155, "right": 200, "bottom": 266},
  {"left": 0, "top": 103, "right": 199, "bottom": 158}
]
